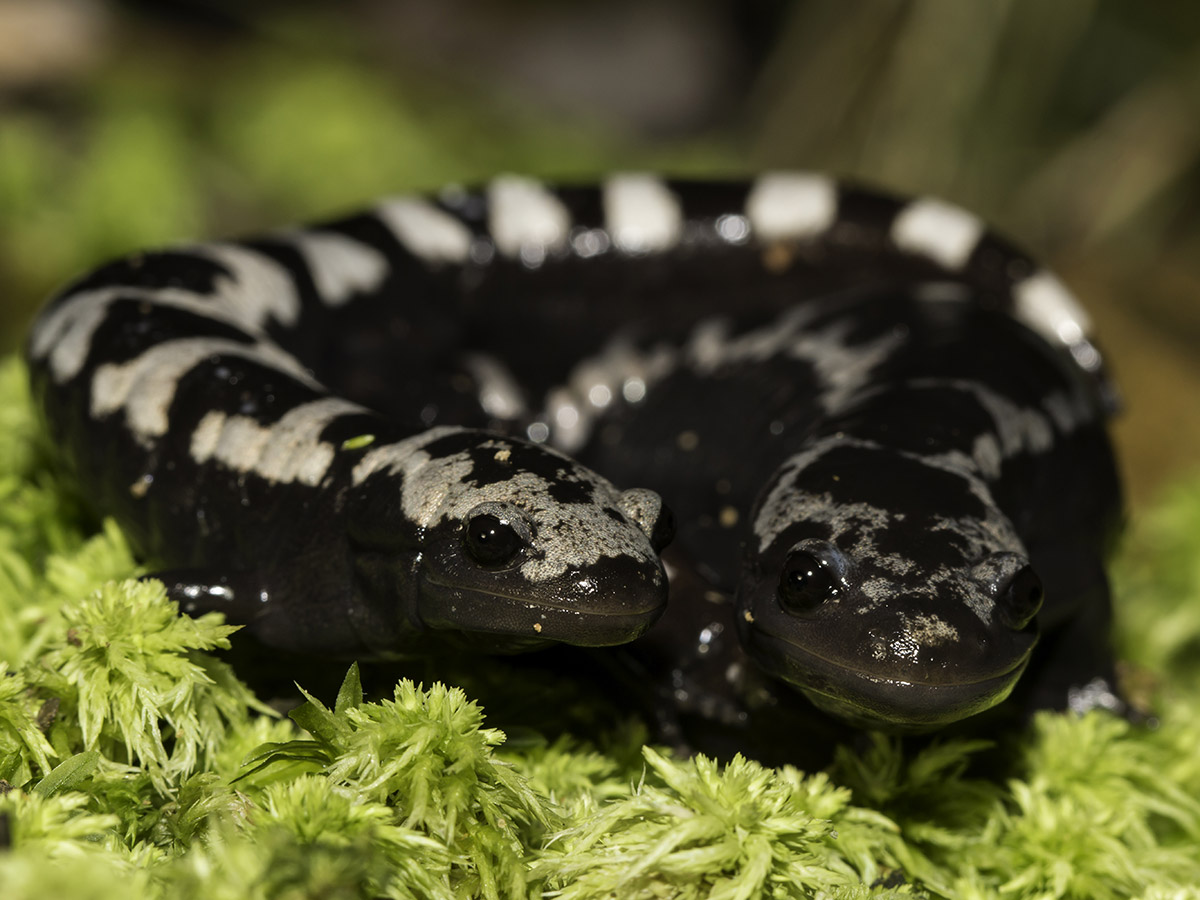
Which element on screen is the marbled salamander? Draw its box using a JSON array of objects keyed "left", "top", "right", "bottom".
[
  {"left": 26, "top": 172, "right": 1121, "bottom": 733},
  {"left": 25, "top": 182, "right": 677, "bottom": 656}
]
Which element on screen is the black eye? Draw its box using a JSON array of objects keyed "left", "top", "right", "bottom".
[
  {"left": 464, "top": 514, "right": 522, "bottom": 567},
  {"left": 998, "top": 565, "right": 1043, "bottom": 630},
  {"left": 778, "top": 550, "right": 838, "bottom": 615}
]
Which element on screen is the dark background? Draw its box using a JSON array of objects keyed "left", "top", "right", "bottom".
[{"left": 2, "top": 0, "right": 1197, "bottom": 507}]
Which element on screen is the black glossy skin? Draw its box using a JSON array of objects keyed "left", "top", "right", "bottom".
[
  {"left": 25, "top": 205, "right": 675, "bottom": 657},
  {"left": 26, "top": 174, "right": 1123, "bottom": 737},
  {"left": 582, "top": 286, "right": 1121, "bottom": 735}
]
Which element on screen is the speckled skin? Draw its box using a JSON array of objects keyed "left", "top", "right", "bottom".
[{"left": 26, "top": 174, "right": 1122, "bottom": 733}]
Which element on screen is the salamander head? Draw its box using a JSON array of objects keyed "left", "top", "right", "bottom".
[
  {"left": 349, "top": 427, "right": 672, "bottom": 651},
  {"left": 738, "top": 439, "right": 1041, "bottom": 731}
]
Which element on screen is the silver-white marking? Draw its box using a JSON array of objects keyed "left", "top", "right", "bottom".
[
  {"left": 686, "top": 306, "right": 902, "bottom": 414},
  {"left": 890, "top": 198, "right": 983, "bottom": 270},
  {"left": 1014, "top": 270, "right": 1093, "bottom": 346},
  {"left": 462, "top": 353, "right": 527, "bottom": 420},
  {"left": 351, "top": 428, "right": 661, "bottom": 583},
  {"left": 603, "top": 173, "right": 683, "bottom": 253},
  {"left": 746, "top": 172, "right": 838, "bottom": 241},
  {"left": 31, "top": 245, "right": 300, "bottom": 384},
  {"left": 91, "top": 337, "right": 320, "bottom": 441},
  {"left": 193, "top": 243, "right": 303, "bottom": 329},
  {"left": 376, "top": 196, "right": 473, "bottom": 264},
  {"left": 286, "top": 231, "right": 389, "bottom": 307},
  {"left": 488, "top": 175, "right": 571, "bottom": 262},
  {"left": 350, "top": 426, "right": 464, "bottom": 486},
  {"left": 190, "top": 397, "right": 366, "bottom": 486}
]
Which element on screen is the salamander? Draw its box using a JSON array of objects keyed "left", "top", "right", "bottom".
[
  {"left": 25, "top": 182, "right": 677, "bottom": 656},
  {"left": 26, "top": 173, "right": 1122, "bottom": 734}
]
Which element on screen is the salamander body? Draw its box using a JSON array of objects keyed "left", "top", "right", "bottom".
[{"left": 27, "top": 173, "right": 1122, "bottom": 731}]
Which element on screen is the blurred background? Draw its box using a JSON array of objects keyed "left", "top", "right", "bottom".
[{"left": 0, "top": 0, "right": 1196, "bottom": 509}]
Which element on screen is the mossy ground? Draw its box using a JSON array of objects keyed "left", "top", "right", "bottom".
[{"left": 2, "top": 359, "right": 1200, "bottom": 899}]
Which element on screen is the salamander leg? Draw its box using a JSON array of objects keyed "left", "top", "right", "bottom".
[
  {"left": 1016, "top": 557, "right": 1129, "bottom": 719},
  {"left": 148, "top": 568, "right": 272, "bottom": 623}
]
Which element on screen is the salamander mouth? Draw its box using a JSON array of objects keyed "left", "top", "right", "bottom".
[
  {"left": 745, "top": 629, "right": 1034, "bottom": 730},
  {"left": 417, "top": 574, "right": 666, "bottom": 648}
]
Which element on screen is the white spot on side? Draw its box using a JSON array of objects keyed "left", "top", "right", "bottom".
[
  {"left": 189, "top": 409, "right": 226, "bottom": 462},
  {"left": 30, "top": 288, "right": 119, "bottom": 382},
  {"left": 890, "top": 198, "right": 983, "bottom": 270},
  {"left": 195, "top": 243, "right": 303, "bottom": 329},
  {"left": 286, "top": 230, "right": 389, "bottom": 307},
  {"left": 488, "top": 175, "right": 571, "bottom": 260},
  {"left": 191, "top": 397, "right": 367, "bottom": 486},
  {"left": 376, "top": 196, "right": 473, "bottom": 264},
  {"left": 602, "top": 173, "right": 683, "bottom": 253},
  {"left": 1014, "top": 271, "right": 1093, "bottom": 346},
  {"left": 461, "top": 353, "right": 527, "bottom": 420},
  {"left": 31, "top": 269, "right": 287, "bottom": 385},
  {"left": 746, "top": 172, "right": 838, "bottom": 241},
  {"left": 91, "top": 337, "right": 319, "bottom": 440}
]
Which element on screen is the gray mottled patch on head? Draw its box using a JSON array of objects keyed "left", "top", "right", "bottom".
[
  {"left": 754, "top": 432, "right": 1029, "bottom": 625},
  {"left": 353, "top": 429, "right": 662, "bottom": 583},
  {"left": 752, "top": 434, "right": 881, "bottom": 550},
  {"left": 903, "top": 612, "right": 961, "bottom": 647},
  {"left": 91, "top": 337, "right": 321, "bottom": 443},
  {"left": 349, "top": 426, "right": 466, "bottom": 487},
  {"left": 283, "top": 230, "right": 390, "bottom": 307},
  {"left": 616, "top": 487, "right": 664, "bottom": 538},
  {"left": 190, "top": 396, "right": 367, "bottom": 486}
]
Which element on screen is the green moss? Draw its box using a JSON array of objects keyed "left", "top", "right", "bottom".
[{"left": 2, "top": 344, "right": 1198, "bottom": 899}]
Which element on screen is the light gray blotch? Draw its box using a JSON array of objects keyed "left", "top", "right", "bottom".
[
  {"left": 488, "top": 175, "right": 571, "bottom": 260},
  {"left": 746, "top": 172, "right": 838, "bottom": 241},
  {"left": 1014, "top": 270, "right": 1092, "bottom": 347},
  {"left": 890, "top": 198, "right": 983, "bottom": 270},
  {"left": 32, "top": 285, "right": 266, "bottom": 384},
  {"left": 192, "top": 243, "right": 303, "bottom": 329},
  {"left": 462, "top": 353, "right": 527, "bottom": 420},
  {"left": 375, "top": 196, "right": 473, "bottom": 264},
  {"left": 603, "top": 173, "right": 683, "bottom": 253},
  {"left": 285, "top": 230, "right": 389, "bottom": 307},
  {"left": 92, "top": 337, "right": 320, "bottom": 442},
  {"left": 374, "top": 434, "right": 659, "bottom": 583}
]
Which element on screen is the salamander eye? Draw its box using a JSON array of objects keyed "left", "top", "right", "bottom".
[
  {"left": 998, "top": 565, "right": 1043, "bottom": 630},
  {"left": 463, "top": 513, "right": 523, "bottom": 567},
  {"left": 778, "top": 550, "right": 839, "bottom": 615}
]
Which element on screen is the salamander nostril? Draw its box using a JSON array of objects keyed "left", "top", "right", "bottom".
[{"left": 999, "top": 565, "right": 1043, "bottom": 630}]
